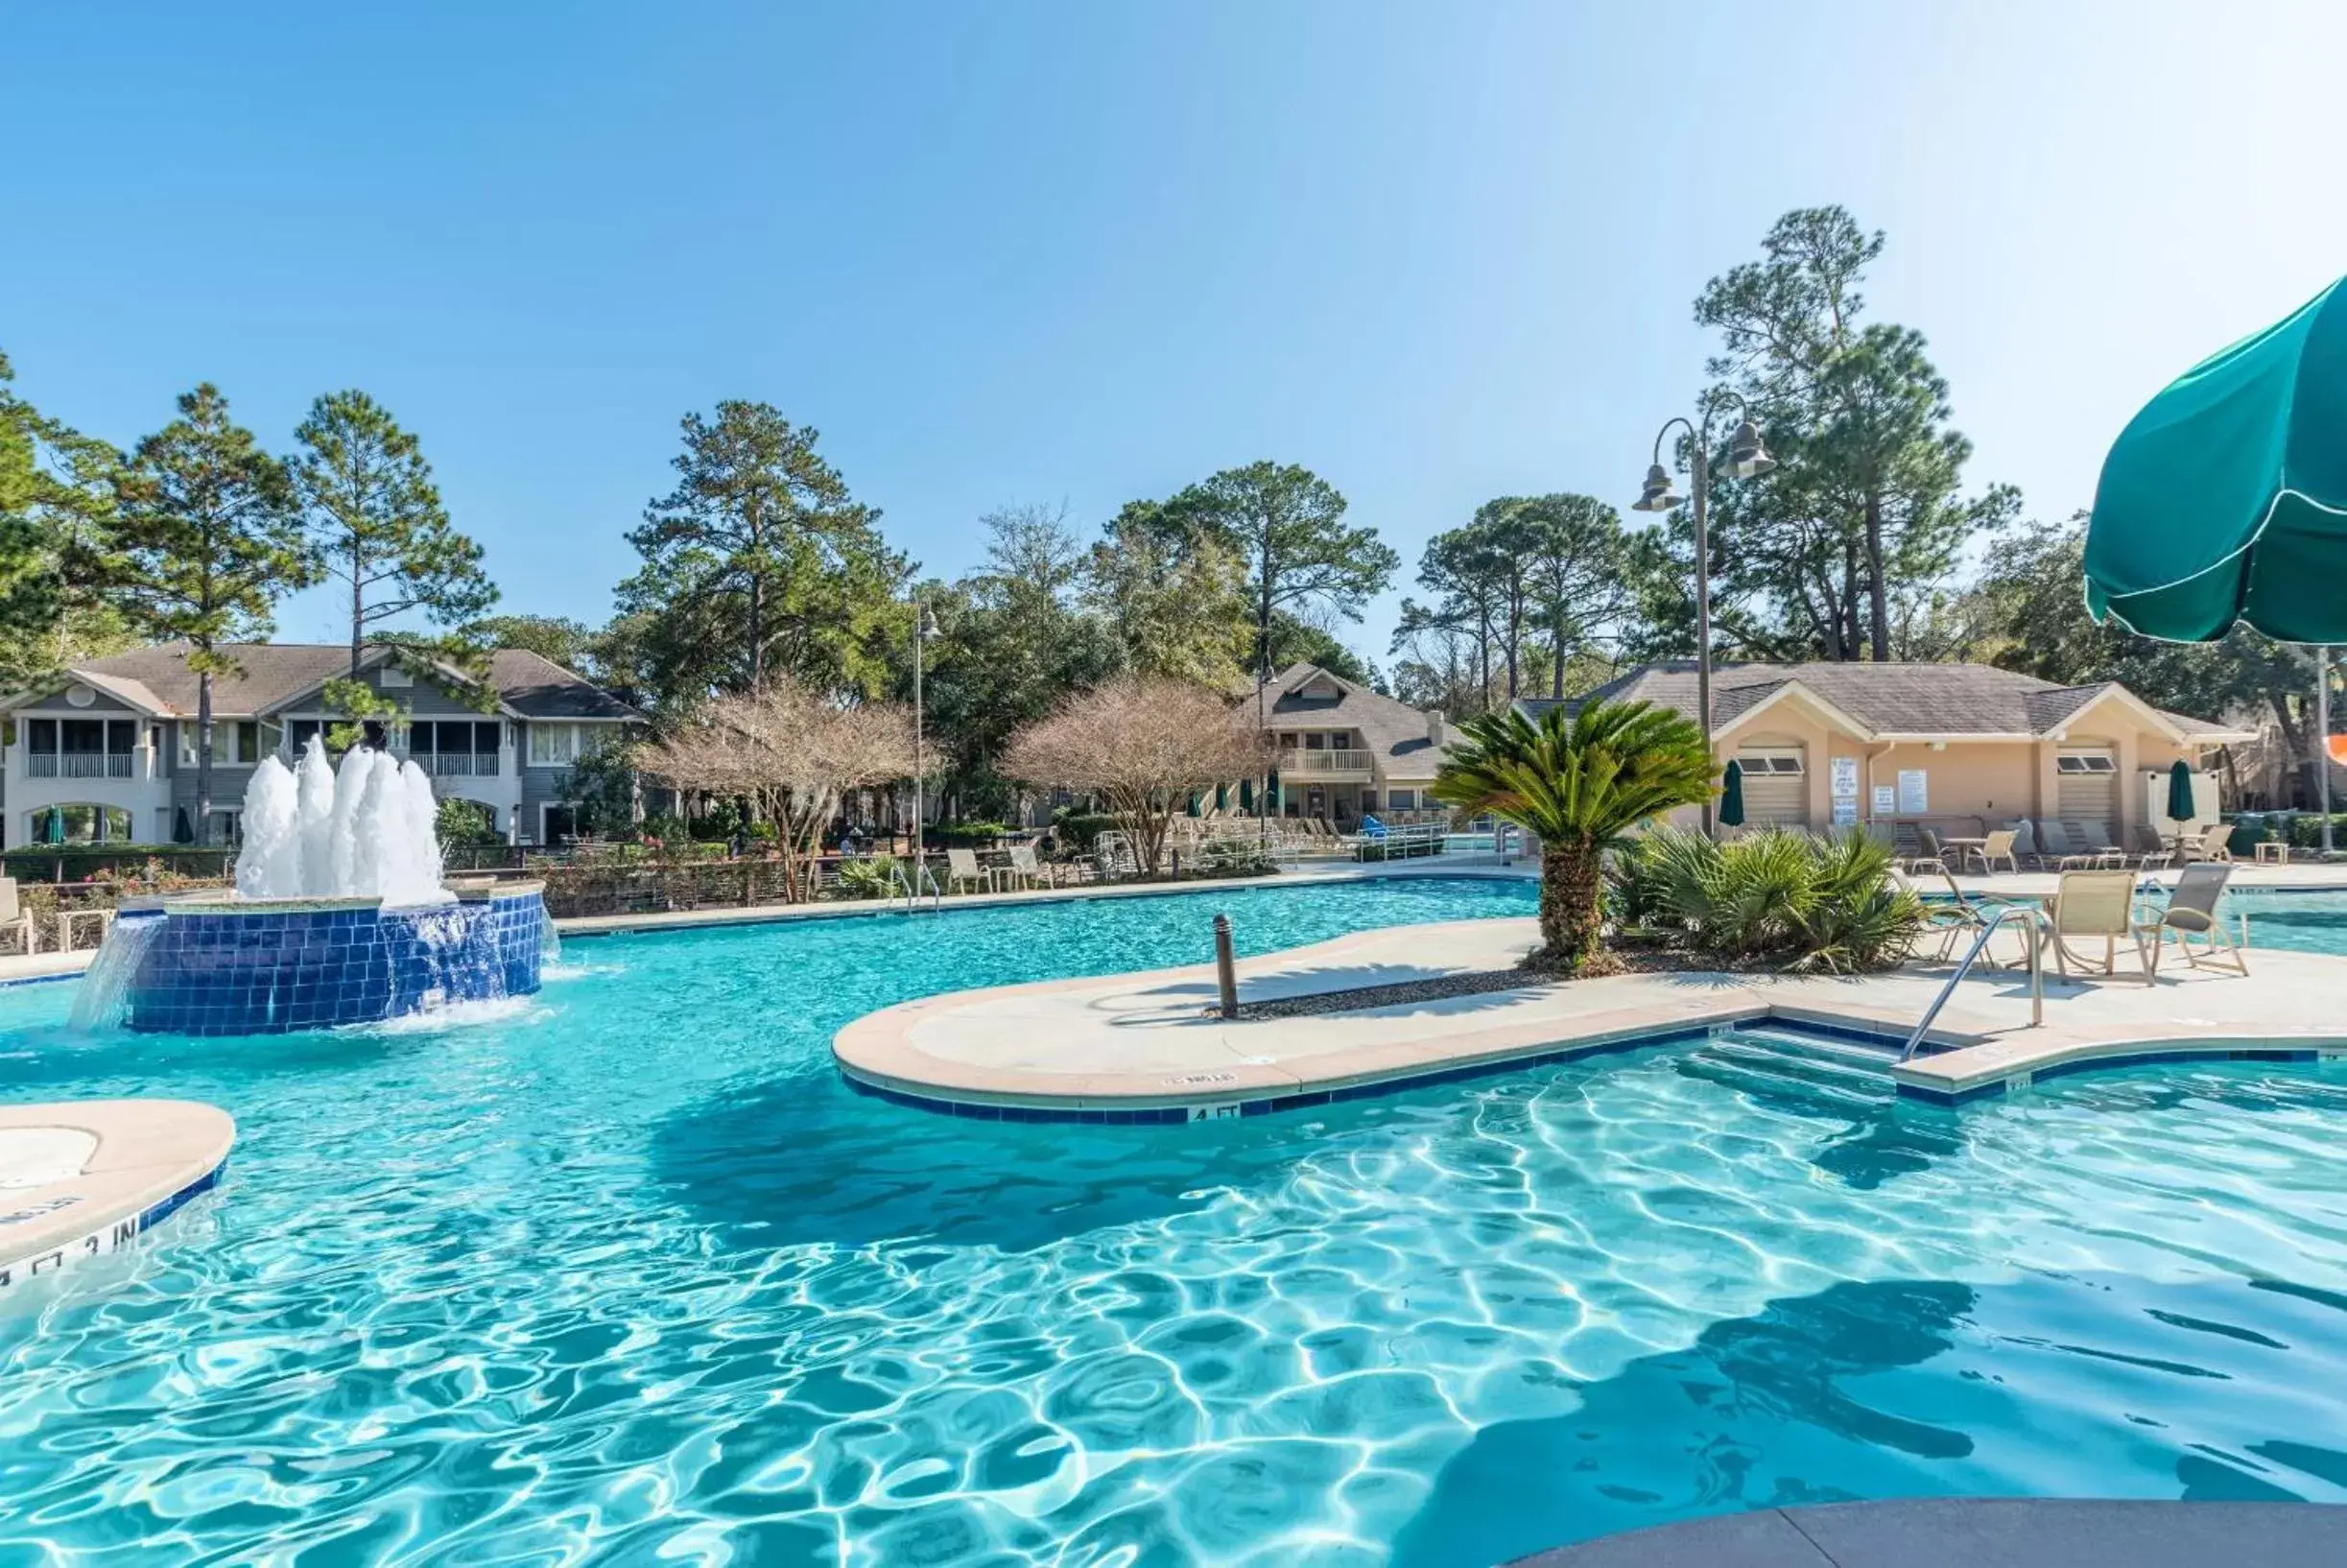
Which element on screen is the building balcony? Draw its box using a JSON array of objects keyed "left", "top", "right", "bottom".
[
  {"left": 1283, "top": 748, "right": 1374, "bottom": 777},
  {"left": 425, "top": 752, "right": 500, "bottom": 777},
  {"left": 26, "top": 752, "right": 135, "bottom": 779}
]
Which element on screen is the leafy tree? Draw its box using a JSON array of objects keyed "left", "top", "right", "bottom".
[
  {"left": 1159, "top": 462, "right": 1398, "bottom": 682},
  {"left": 1265, "top": 610, "right": 1378, "bottom": 689},
  {"left": 0, "top": 349, "right": 131, "bottom": 687},
  {"left": 294, "top": 390, "right": 498, "bottom": 677},
  {"left": 1431, "top": 698, "right": 1716, "bottom": 973},
  {"left": 1082, "top": 501, "right": 1252, "bottom": 686},
  {"left": 107, "top": 384, "right": 320, "bottom": 842},
  {"left": 477, "top": 613, "right": 597, "bottom": 670},
  {"left": 1694, "top": 207, "right": 1997, "bottom": 660},
  {"left": 618, "top": 402, "right": 909, "bottom": 704}
]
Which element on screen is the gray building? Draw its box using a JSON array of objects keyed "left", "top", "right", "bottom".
[{"left": 1, "top": 642, "right": 639, "bottom": 847}]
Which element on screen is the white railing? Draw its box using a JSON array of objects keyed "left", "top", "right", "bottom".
[
  {"left": 1285, "top": 749, "right": 1374, "bottom": 775},
  {"left": 1354, "top": 821, "right": 1450, "bottom": 861},
  {"left": 427, "top": 752, "right": 498, "bottom": 777},
  {"left": 27, "top": 753, "right": 134, "bottom": 779}
]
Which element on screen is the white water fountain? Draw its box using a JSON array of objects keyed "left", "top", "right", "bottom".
[{"left": 73, "top": 738, "right": 548, "bottom": 1035}]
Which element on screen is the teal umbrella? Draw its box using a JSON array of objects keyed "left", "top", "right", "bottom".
[
  {"left": 2085, "top": 276, "right": 2347, "bottom": 641},
  {"left": 2166, "top": 758, "right": 2196, "bottom": 821},
  {"left": 1266, "top": 768, "right": 1282, "bottom": 811},
  {"left": 1718, "top": 759, "right": 1745, "bottom": 828},
  {"left": 1238, "top": 777, "right": 1254, "bottom": 811},
  {"left": 1214, "top": 781, "right": 1228, "bottom": 811},
  {"left": 1185, "top": 792, "right": 1201, "bottom": 818}
]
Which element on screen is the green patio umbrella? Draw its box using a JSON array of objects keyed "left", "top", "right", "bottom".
[
  {"left": 2166, "top": 757, "right": 2196, "bottom": 822},
  {"left": 1185, "top": 792, "right": 1201, "bottom": 818},
  {"left": 1266, "top": 768, "right": 1282, "bottom": 811},
  {"left": 1718, "top": 759, "right": 1746, "bottom": 828},
  {"left": 1238, "top": 777, "right": 1254, "bottom": 811},
  {"left": 1214, "top": 781, "right": 1228, "bottom": 811},
  {"left": 2085, "top": 275, "right": 2347, "bottom": 641}
]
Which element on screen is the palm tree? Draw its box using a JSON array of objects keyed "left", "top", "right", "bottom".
[{"left": 1431, "top": 698, "right": 1716, "bottom": 971}]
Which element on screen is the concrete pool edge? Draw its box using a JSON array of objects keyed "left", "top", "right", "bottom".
[
  {"left": 831, "top": 916, "right": 2347, "bottom": 1120},
  {"left": 1505, "top": 1497, "right": 2347, "bottom": 1567},
  {"left": 0, "top": 1099, "right": 234, "bottom": 1291}
]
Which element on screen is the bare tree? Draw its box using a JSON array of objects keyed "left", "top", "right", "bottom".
[
  {"left": 1001, "top": 677, "right": 1268, "bottom": 875},
  {"left": 637, "top": 678, "right": 913, "bottom": 900}
]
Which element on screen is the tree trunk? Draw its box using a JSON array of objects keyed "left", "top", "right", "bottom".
[
  {"left": 1551, "top": 614, "right": 1567, "bottom": 700},
  {"left": 350, "top": 542, "right": 366, "bottom": 677},
  {"left": 1534, "top": 841, "right": 1603, "bottom": 969},
  {"left": 197, "top": 669, "right": 215, "bottom": 847},
  {"left": 1863, "top": 490, "right": 1890, "bottom": 661},
  {"left": 748, "top": 573, "right": 765, "bottom": 689}
]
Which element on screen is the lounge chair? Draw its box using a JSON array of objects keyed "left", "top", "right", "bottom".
[
  {"left": 2190, "top": 821, "right": 2235, "bottom": 863},
  {"left": 2036, "top": 820, "right": 2107, "bottom": 871},
  {"left": 2068, "top": 820, "right": 2128, "bottom": 869},
  {"left": 2043, "top": 869, "right": 2154, "bottom": 984},
  {"left": 2129, "top": 824, "right": 2177, "bottom": 871},
  {"left": 1005, "top": 843, "right": 1052, "bottom": 891},
  {"left": 1899, "top": 867, "right": 2029, "bottom": 965},
  {"left": 2137, "top": 861, "right": 2248, "bottom": 978},
  {"left": 1908, "top": 827, "right": 1950, "bottom": 876},
  {"left": 1960, "top": 828, "right": 2019, "bottom": 875}
]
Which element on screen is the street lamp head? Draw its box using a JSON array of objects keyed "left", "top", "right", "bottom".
[
  {"left": 1631, "top": 463, "right": 1681, "bottom": 512},
  {"left": 917, "top": 608, "right": 940, "bottom": 640},
  {"left": 1725, "top": 419, "right": 1776, "bottom": 479}
]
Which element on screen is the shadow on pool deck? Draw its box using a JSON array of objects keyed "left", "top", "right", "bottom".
[{"left": 1389, "top": 1273, "right": 2347, "bottom": 1568}]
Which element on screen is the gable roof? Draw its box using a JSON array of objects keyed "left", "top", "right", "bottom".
[
  {"left": 1519, "top": 661, "right": 2253, "bottom": 744},
  {"left": 8, "top": 642, "right": 637, "bottom": 722},
  {"left": 1247, "top": 662, "right": 1455, "bottom": 777}
]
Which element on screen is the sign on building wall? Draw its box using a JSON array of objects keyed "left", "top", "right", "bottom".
[
  {"left": 1897, "top": 769, "right": 1930, "bottom": 814},
  {"left": 1872, "top": 783, "right": 1897, "bottom": 817},
  {"left": 1829, "top": 756, "right": 1861, "bottom": 827}
]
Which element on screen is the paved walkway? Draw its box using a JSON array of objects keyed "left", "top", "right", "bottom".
[
  {"left": 832, "top": 915, "right": 2347, "bottom": 1114},
  {"left": 1508, "top": 1499, "right": 2347, "bottom": 1567}
]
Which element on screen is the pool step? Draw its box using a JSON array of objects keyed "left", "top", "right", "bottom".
[{"left": 1689, "top": 1027, "right": 1897, "bottom": 1106}]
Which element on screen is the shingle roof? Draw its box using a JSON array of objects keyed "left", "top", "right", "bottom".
[
  {"left": 1517, "top": 661, "right": 2249, "bottom": 742},
  {"left": 1247, "top": 662, "right": 1456, "bottom": 779},
  {"left": 16, "top": 642, "right": 635, "bottom": 721}
]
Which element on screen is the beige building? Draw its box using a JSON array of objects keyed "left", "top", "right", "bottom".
[
  {"left": 1522, "top": 662, "right": 2255, "bottom": 847},
  {"left": 1245, "top": 664, "right": 1456, "bottom": 826}
]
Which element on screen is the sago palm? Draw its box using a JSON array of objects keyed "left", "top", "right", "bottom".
[{"left": 1431, "top": 698, "right": 1716, "bottom": 971}]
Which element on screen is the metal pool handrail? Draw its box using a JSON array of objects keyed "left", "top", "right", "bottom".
[
  {"left": 888, "top": 858, "right": 940, "bottom": 913},
  {"left": 1901, "top": 903, "right": 2046, "bottom": 1062}
]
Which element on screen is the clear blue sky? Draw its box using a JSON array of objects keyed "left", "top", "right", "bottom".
[{"left": 8, "top": 2, "right": 2345, "bottom": 664}]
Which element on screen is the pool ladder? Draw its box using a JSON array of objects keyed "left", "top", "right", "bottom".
[
  {"left": 888, "top": 859, "right": 941, "bottom": 913},
  {"left": 1900, "top": 904, "right": 2047, "bottom": 1062}
]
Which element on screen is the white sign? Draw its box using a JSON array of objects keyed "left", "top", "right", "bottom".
[
  {"left": 1831, "top": 797, "right": 1859, "bottom": 827},
  {"left": 1872, "top": 784, "right": 1897, "bottom": 817},
  {"left": 1830, "top": 757, "right": 1860, "bottom": 799},
  {"left": 1897, "top": 769, "right": 1929, "bottom": 814}
]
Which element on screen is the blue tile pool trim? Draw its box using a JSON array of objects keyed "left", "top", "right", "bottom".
[
  {"left": 0, "top": 1156, "right": 227, "bottom": 1292},
  {"left": 842, "top": 1024, "right": 1721, "bottom": 1125},
  {"left": 122, "top": 891, "right": 547, "bottom": 1034}
]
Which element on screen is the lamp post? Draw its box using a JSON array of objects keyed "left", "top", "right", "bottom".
[
  {"left": 911, "top": 599, "right": 939, "bottom": 881},
  {"left": 1633, "top": 392, "right": 1774, "bottom": 837}
]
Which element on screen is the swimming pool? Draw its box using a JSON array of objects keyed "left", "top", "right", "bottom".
[{"left": 4, "top": 873, "right": 2347, "bottom": 1564}]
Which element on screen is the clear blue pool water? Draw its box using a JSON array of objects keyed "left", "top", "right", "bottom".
[{"left": 4, "top": 873, "right": 2347, "bottom": 1565}]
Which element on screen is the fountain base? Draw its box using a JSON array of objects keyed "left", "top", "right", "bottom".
[{"left": 102, "top": 883, "right": 549, "bottom": 1035}]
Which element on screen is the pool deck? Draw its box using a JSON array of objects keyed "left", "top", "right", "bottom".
[
  {"left": 832, "top": 914, "right": 2347, "bottom": 1118},
  {"left": 1508, "top": 1498, "right": 2347, "bottom": 1567},
  {"left": 0, "top": 1099, "right": 233, "bottom": 1291}
]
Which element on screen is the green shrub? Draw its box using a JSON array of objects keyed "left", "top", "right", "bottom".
[
  {"left": 1051, "top": 810, "right": 1118, "bottom": 851},
  {"left": 832, "top": 855, "right": 899, "bottom": 900},
  {"left": 1608, "top": 826, "right": 1925, "bottom": 973},
  {"left": 931, "top": 820, "right": 1011, "bottom": 847}
]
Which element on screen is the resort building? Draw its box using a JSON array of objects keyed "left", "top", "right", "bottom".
[
  {"left": 1521, "top": 660, "right": 2256, "bottom": 843},
  {"left": 0, "top": 642, "right": 639, "bottom": 848},
  {"left": 1245, "top": 663, "right": 1456, "bottom": 826}
]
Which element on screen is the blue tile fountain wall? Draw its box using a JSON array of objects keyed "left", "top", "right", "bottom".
[{"left": 123, "top": 887, "right": 547, "bottom": 1035}]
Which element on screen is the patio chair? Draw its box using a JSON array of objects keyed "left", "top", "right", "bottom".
[
  {"left": 2068, "top": 820, "right": 2129, "bottom": 869},
  {"left": 1907, "top": 827, "right": 1950, "bottom": 876},
  {"left": 944, "top": 846, "right": 991, "bottom": 895},
  {"left": 1896, "top": 867, "right": 2027, "bottom": 965},
  {"left": 1005, "top": 843, "right": 1053, "bottom": 891},
  {"left": 1959, "top": 828, "right": 2019, "bottom": 875},
  {"left": 0, "top": 878, "right": 31, "bottom": 956},
  {"left": 2042, "top": 869, "right": 2154, "bottom": 984},
  {"left": 2037, "top": 820, "right": 2107, "bottom": 871},
  {"left": 2191, "top": 821, "right": 2235, "bottom": 863},
  {"left": 2137, "top": 861, "right": 2248, "bottom": 978}
]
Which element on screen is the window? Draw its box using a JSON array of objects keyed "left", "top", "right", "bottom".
[
  {"left": 529, "top": 723, "right": 582, "bottom": 766},
  {"left": 178, "top": 722, "right": 259, "bottom": 766},
  {"left": 2056, "top": 752, "right": 2118, "bottom": 774},
  {"left": 22, "top": 804, "right": 134, "bottom": 844},
  {"left": 378, "top": 664, "right": 413, "bottom": 689},
  {"left": 1737, "top": 752, "right": 1806, "bottom": 775},
  {"left": 1388, "top": 789, "right": 1416, "bottom": 810}
]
